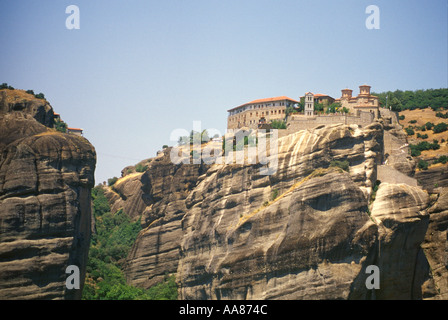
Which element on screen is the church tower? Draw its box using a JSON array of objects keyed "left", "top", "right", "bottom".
[
  {"left": 304, "top": 92, "right": 314, "bottom": 116},
  {"left": 359, "top": 85, "right": 371, "bottom": 96}
]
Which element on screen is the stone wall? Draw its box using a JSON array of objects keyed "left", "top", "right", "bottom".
[{"left": 285, "top": 111, "right": 375, "bottom": 134}]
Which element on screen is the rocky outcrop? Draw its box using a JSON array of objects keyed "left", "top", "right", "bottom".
[
  {"left": 178, "top": 168, "right": 375, "bottom": 299},
  {"left": 123, "top": 152, "right": 208, "bottom": 288},
  {"left": 367, "top": 183, "right": 431, "bottom": 299},
  {"left": 0, "top": 89, "right": 96, "bottom": 299},
  {"left": 420, "top": 187, "right": 448, "bottom": 299},
  {"left": 113, "top": 119, "right": 447, "bottom": 300},
  {"left": 103, "top": 172, "right": 147, "bottom": 221},
  {"left": 122, "top": 124, "right": 376, "bottom": 296},
  {"left": 380, "top": 108, "right": 416, "bottom": 176},
  {"left": 0, "top": 89, "right": 54, "bottom": 129},
  {"left": 415, "top": 166, "right": 448, "bottom": 191}
]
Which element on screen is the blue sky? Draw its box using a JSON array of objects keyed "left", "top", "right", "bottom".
[{"left": 1, "top": 0, "right": 447, "bottom": 184}]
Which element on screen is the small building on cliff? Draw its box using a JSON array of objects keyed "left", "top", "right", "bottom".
[
  {"left": 67, "top": 127, "right": 83, "bottom": 136},
  {"left": 227, "top": 96, "right": 299, "bottom": 130}
]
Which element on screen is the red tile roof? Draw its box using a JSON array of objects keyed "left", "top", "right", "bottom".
[
  {"left": 245, "top": 96, "right": 299, "bottom": 105},
  {"left": 67, "top": 128, "right": 83, "bottom": 131},
  {"left": 228, "top": 96, "right": 299, "bottom": 112},
  {"left": 300, "top": 93, "right": 333, "bottom": 98}
]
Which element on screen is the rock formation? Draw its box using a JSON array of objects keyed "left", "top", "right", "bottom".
[
  {"left": 104, "top": 115, "right": 447, "bottom": 300},
  {"left": 0, "top": 89, "right": 96, "bottom": 299}
]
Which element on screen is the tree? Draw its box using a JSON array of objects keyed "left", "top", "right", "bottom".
[
  {"left": 285, "top": 106, "right": 296, "bottom": 116},
  {"left": 417, "top": 159, "right": 429, "bottom": 170},
  {"left": 54, "top": 119, "right": 67, "bottom": 133},
  {"left": 296, "top": 101, "right": 304, "bottom": 113},
  {"left": 390, "top": 97, "right": 403, "bottom": 112},
  {"left": 35, "top": 93, "right": 45, "bottom": 100},
  {"left": 405, "top": 127, "right": 415, "bottom": 136},
  {"left": 433, "top": 122, "right": 448, "bottom": 134},
  {"left": 425, "top": 122, "right": 434, "bottom": 130},
  {"left": 326, "top": 103, "right": 342, "bottom": 114},
  {"left": 314, "top": 103, "right": 325, "bottom": 113},
  {"left": 108, "top": 177, "right": 119, "bottom": 186},
  {"left": 83, "top": 186, "right": 178, "bottom": 300}
]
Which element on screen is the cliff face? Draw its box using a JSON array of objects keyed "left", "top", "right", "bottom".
[
  {"left": 0, "top": 89, "right": 96, "bottom": 299},
  {"left": 107, "top": 120, "right": 447, "bottom": 300}
]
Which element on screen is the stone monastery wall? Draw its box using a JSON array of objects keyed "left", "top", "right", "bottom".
[{"left": 286, "top": 111, "right": 375, "bottom": 132}]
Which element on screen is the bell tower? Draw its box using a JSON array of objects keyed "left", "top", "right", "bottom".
[
  {"left": 359, "top": 85, "right": 371, "bottom": 96},
  {"left": 304, "top": 92, "right": 314, "bottom": 116},
  {"left": 341, "top": 88, "right": 353, "bottom": 100}
]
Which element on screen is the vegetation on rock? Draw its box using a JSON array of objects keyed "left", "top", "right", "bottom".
[
  {"left": 82, "top": 186, "right": 178, "bottom": 300},
  {"left": 373, "top": 88, "right": 448, "bottom": 111}
]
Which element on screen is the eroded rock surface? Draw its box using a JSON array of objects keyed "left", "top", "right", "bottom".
[
  {"left": 0, "top": 89, "right": 96, "bottom": 299},
  {"left": 110, "top": 120, "right": 447, "bottom": 300}
]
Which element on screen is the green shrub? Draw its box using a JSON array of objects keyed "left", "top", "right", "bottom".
[
  {"left": 433, "top": 122, "right": 448, "bottom": 133},
  {"left": 398, "top": 115, "right": 405, "bottom": 120},
  {"left": 83, "top": 187, "right": 178, "bottom": 300},
  {"left": 330, "top": 160, "right": 350, "bottom": 172},
  {"left": 405, "top": 127, "right": 415, "bottom": 136},
  {"left": 108, "top": 177, "right": 118, "bottom": 186},
  {"left": 34, "top": 92, "right": 45, "bottom": 100},
  {"left": 0, "top": 83, "right": 14, "bottom": 90},
  {"left": 425, "top": 122, "right": 434, "bottom": 130},
  {"left": 370, "top": 180, "right": 381, "bottom": 203},
  {"left": 416, "top": 133, "right": 428, "bottom": 139},
  {"left": 436, "top": 112, "right": 448, "bottom": 119},
  {"left": 270, "top": 119, "right": 286, "bottom": 129},
  {"left": 135, "top": 163, "right": 148, "bottom": 172},
  {"left": 417, "top": 159, "right": 429, "bottom": 170},
  {"left": 409, "top": 120, "right": 417, "bottom": 124},
  {"left": 92, "top": 186, "right": 110, "bottom": 217},
  {"left": 54, "top": 119, "right": 67, "bottom": 133},
  {"left": 270, "top": 189, "right": 279, "bottom": 201},
  {"left": 409, "top": 140, "right": 440, "bottom": 157},
  {"left": 434, "top": 155, "right": 448, "bottom": 164}
]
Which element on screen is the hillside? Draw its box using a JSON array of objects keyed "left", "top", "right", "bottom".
[{"left": 400, "top": 108, "right": 448, "bottom": 160}]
